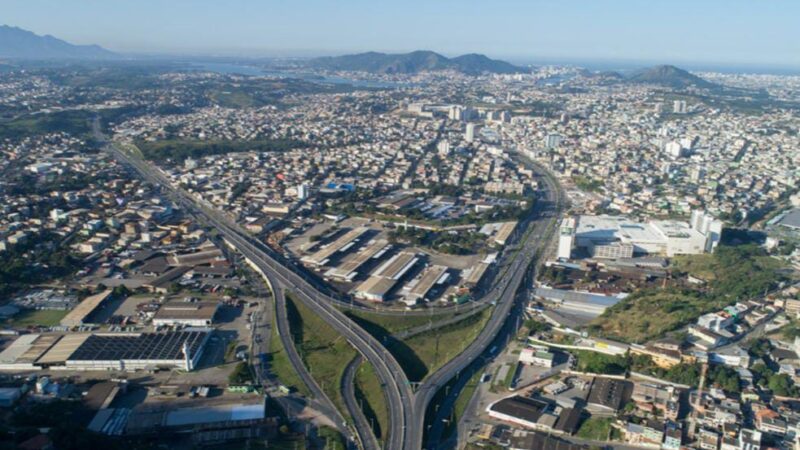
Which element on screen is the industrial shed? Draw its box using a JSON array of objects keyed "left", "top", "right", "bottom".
[{"left": 0, "top": 329, "right": 212, "bottom": 372}]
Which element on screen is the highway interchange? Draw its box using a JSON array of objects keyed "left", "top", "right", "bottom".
[{"left": 98, "top": 119, "right": 564, "bottom": 450}]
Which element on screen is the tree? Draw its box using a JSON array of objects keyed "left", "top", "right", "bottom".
[
  {"left": 750, "top": 363, "right": 774, "bottom": 385},
  {"left": 524, "top": 319, "right": 551, "bottom": 334},
  {"left": 228, "top": 362, "right": 253, "bottom": 385},
  {"left": 747, "top": 338, "right": 772, "bottom": 358},
  {"left": 768, "top": 374, "right": 798, "bottom": 397},
  {"left": 112, "top": 285, "right": 130, "bottom": 298},
  {"left": 709, "top": 365, "right": 741, "bottom": 393}
]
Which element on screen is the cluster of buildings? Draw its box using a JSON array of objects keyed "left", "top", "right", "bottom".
[
  {"left": 294, "top": 224, "right": 497, "bottom": 304},
  {"left": 0, "top": 129, "right": 248, "bottom": 377},
  {"left": 503, "top": 80, "right": 799, "bottom": 222},
  {"left": 492, "top": 283, "right": 800, "bottom": 449},
  {"left": 557, "top": 209, "right": 724, "bottom": 260},
  {"left": 1, "top": 54, "right": 799, "bottom": 449},
  {"left": 113, "top": 93, "right": 541, "bottom": 235}
]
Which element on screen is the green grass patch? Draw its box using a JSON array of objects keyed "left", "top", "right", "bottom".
[
  {"left": 208, "top": 89, "right": 260, "bottom": 108},
  {"left": 576, "top": 416, "right": 613, "bottom": 441},
  {"left": 344, "top": 308, "right": 462, "bottom": 334},
  {"left": 572, "top": 175, "right": 603, "bottom": 193},
  {"left": 346, "top": 308, "right": 491, "bottom": 382},
  {"left": 286, "top": 295, "right": 356, "bottom": 416},
  {"left": 318, "top": 426, "right": 347, "bottom": 450},
  {"left": 7, "top": 309, "right": 68, "bottom": 327},
  {"left": 671, "top": 253, "right": 718, "bottom": 281},
  {"left": 0, "top": 110, "right": 93, "bottom": 140},
  {"left": 403, "top": 308, "right": 491, "bottom": 377},
  {"left": 591, "top": 244, "right": 786, "bottom": 343},
  {"left": 503, "top": 362, "right": 520, "bottom": 389},
  {"left": 267, "top": 310, "right": 311, "bottom": 397},
  {"left": 573, "top": 350, "right": 629, "bottom": 375},
  {"left": 453, "top": 370, "right": 482, "bottom": 421},
  {"left": 354, "top": 360, "right": 389, "bottom": 442},
  {"left": 224, "top": 340, "right": 238, "bottom": 361}
]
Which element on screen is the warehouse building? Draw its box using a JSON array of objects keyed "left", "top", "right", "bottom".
[
  {"left": 90, "top": 399, "right": 277, "bottom": 443},
  {"left": 325, "top": 238, "right": 392, "bottom": 282},
  {"left": 0, "top": 329, "right": 211, "bottom": 372},
  {"left": 587, "top": 377, "right": 632, "bottom": 413},
  {"left": 487, "top": 396, "right": 549, "bottom": 429},
  {"left": 487, "top": 396, "right": 582, "bottom": 436},
  {"left": 152, "top": 299, "right": 220, "bottom": 327},
  {"left": 533, "top": 287, "right": 624, "bottom": 318},
  {"left": 60, "top": 289, "right": 113, "bottom": 327},
  {"left": 462, "top": 261, "right": 490, "bottom": 288},
  {"left": 167, "top": 248, "right": 225, "bottom": 266},
  {"left": 353, "top": 251, "right": 419, "bottom": 302},
  {"left": 402, "top": 265, "right": 450, "bottom": 305},
  {"left": 480, "top": 221, "right": 518, "bottom": 246},
  {"left": 301, "top": 227, "right": 369, "bottom": 267},
  {"left": 0, "top": 334, "right": 61, "bottom": 371}
]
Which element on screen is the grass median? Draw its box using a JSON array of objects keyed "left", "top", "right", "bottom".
[
  {"left": 344, "top": 308, "right": 464, "bottom": 334},
  {"left": 353, "top": 360, "right": 389, "bottom": 444},
  {"left": 348, "top": 307, "right": 492, "bottom": 382},
  {"left": 266, "top": 312, "right": 311, "bottom": 397},
  {"left": 286, "top": 294, "right": 356, "bottom": 417}
]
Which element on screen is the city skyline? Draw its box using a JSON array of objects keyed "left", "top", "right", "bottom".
[{"left": 3, "top": 0, "right": 800, "bottom": 70}]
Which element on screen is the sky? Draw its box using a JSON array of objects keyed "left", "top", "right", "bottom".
[{"left": 4, "top": 0, "right": 800, "bottom": 69}]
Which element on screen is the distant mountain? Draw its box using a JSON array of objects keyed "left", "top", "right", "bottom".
[
  {"left": 626, "top": 64, "right": 716, "bottom": 89},
  {"left": 448, "top": 53, "right": 524, "bottom": 74},
  {"left": 308, "top": 50, "right": 526, "bottom": 75},
  {"left": 0, "top": 25, "right": 117, "bottom": 60},
  {"left": 596, "top": 70, "right": 625, "bottom": 79}
]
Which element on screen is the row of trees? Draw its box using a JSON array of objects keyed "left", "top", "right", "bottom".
[
  {"left": 574, "top": 351, "right": 744, "bottom": 393},
  {"left": 137, "top": 137, "right": 305, "bottom": 162}
]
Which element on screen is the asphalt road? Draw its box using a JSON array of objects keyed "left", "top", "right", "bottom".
[
  {"left": 413, "top": 154, "right": 565, "bottom": 449},
  {"left": 97, "top": 125, "right": 413, "bottom": 450},
  {"left": 271, "top": 277, "right": 350, "bottom": 434},
  {"left": 342, "top": 355, "right": 381, "bottom": 450},
  {"left": 98, "top": 119, "right": 565, "bottom": 450}
]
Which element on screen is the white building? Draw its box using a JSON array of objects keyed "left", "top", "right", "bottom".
[
  {"left": 545, "top": 134, "right": 562, "bottom": 149},
  {"left": 559, "top": 212, "right": 720, "bottom": 259},
  {"left": 297, "top": 183, "right": 310, "bottom": 200},
  {"left": 673, "top": 100, "right": 687, "bottom": 114},
  {"left": 665, "top": 141, "right": 689, "bottom": 158},
  {"left": 465, "top": 123, "right": 476, "bottom": 143},
  {"left": 448, "top": 105, "right": 463, "bottom": 121},
  {"left": 690, "top": 210, "right": 723, "bottom": 252},
  {"left": 519, "top": 348, "right": 555, "bottom": 368},
  {"left": 697, "top": 312, "right": 734, "bottom": 333},
  {"left": 437, "top": 140, "right": 451, "bottom": 156},
  {"left": 557, "top": 217, "right": 575, "bottom": 259}
]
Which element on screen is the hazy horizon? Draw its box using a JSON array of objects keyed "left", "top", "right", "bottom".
[{"left": 3, "top": 0, "right": 800, "bottom": 72}]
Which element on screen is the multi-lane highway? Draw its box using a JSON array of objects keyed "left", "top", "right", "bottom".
[
  {"left": 410, "top": 159, "right": 564, "bottom": 449},
  {"left": 99, "top": 118, "right": 563, "bottom": 450},
  {"left": 269, "top": 276, "right": 350, "bottom": 433},
  {"left": 96, "top": 125, "right": 414, "bottom": 450}
]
